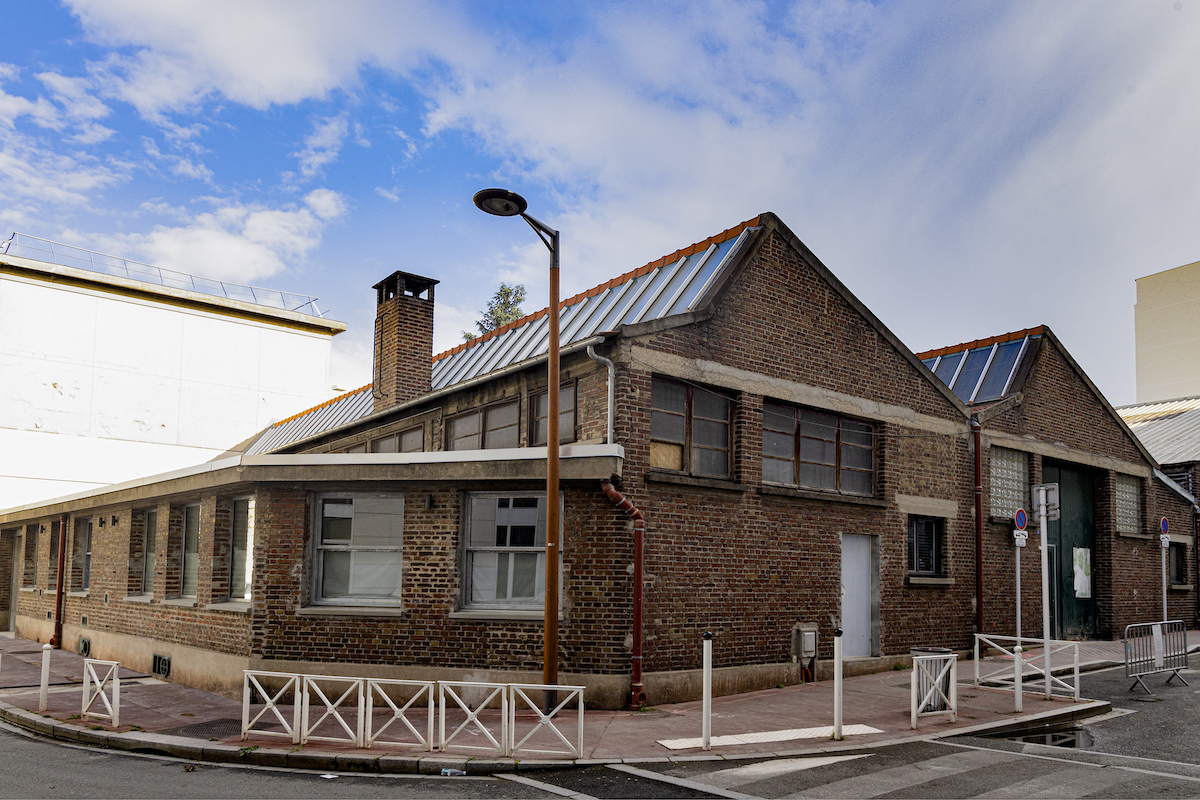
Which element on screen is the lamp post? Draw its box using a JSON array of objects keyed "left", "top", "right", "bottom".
[{"left": 473, "top": 188, "right": 561, "bottom": 708}]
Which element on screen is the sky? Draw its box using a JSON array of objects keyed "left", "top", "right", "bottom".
[{"left": 2, "top": 0, "right": 1198, "bottom": 408}]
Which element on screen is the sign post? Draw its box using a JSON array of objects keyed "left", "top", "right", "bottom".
[
  {"left": 1013, "top": 508, "right": 1028, "bottom": 641},
  {"left": 1031, "top": 483, "right": 1059, "bottom": 699},
  {"left": 1161, "top": 517, "right": 1170, "bottom": 623}
]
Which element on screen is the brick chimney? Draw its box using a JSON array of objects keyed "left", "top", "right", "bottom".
[{"left": 372, "top": 271, "right": 438, "bottom": 413}]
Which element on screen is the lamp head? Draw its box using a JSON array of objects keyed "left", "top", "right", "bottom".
[{"left": 473, "top": 188, "right": 528, "bottom": 217}]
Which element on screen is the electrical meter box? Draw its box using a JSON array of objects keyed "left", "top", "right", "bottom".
[{"left": 791, "top": 623, "right": 818, "bottom": 660}]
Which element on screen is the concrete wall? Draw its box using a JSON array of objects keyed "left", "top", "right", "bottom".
[{"left": 1136, "top": 259, "right": 1200, "bottom": 403}]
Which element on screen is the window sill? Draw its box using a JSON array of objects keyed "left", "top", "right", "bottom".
[
  {"left": 907, "top": 576, "right": 955, "bottom": 587},
  {"left": 759, "top": 484, "right": 888, "bottom": 508},
  {"left": 1169, "top": 584, "right": 1193, "bottom": 593},
  {"left": 19, "top": 586, "right": 37, "bottom": 593},
  {"left": 1117, "top": 531, "right": 1154, "bottom": 540},
  {"left": 66, "top": 590, "right": 89, "bottom": 598},
  {"left": 206, "top": 601, "right": 251, "bottom": 614},
  {"left": 161, "top": 598, "right": 198, "bottom": 608},
  {"left": 123, "top": 594, "right": 154, "bottom": 604},
  {"left": 296, "top": 605, "right": 406, "bottom": 617},
  {"left": 449, "top": 609, "right": 552, "bottom": 622},
  {"left": 645, "top": 470, "right": 747, "bottom": 493}
]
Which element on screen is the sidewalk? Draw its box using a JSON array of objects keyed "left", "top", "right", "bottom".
[{"left": 0, "top": 632, "right": 1176, "bottom": 775}]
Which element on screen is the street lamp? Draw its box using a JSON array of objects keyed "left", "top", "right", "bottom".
[{"left": 473, "top": 188, "right": 561, "bottom": 705}]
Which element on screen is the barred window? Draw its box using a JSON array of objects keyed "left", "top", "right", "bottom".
[
  {"left": 908, "top": 516, "right": 945, "bottom": 577},
  {"left": 1115, "top": 474, "right": 1141, "bottom": 534},
  {"left": 989, "top": 447, "right": 1027, "bottom": 519}
]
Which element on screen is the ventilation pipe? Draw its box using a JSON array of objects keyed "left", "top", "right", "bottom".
[
  {"left": 972, "top": 417, "right": 984, "bottom": 634},
  {"left": 586, "top": 345, "right": 615, "bottom": 444},
  {"left": 601, "top": 479, "right": 646, "bottom": 709}
]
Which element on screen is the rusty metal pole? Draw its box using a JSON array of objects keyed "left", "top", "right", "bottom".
[{"left": 545, "top": 223, "right": 561, "bottom": 712}]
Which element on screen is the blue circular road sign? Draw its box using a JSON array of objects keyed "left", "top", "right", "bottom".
[{"left": 1014, "top": 508, "right": 1027, "bottom": 530}]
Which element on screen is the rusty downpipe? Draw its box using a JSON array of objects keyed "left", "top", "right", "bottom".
[
  {"left": 51, "top": 514, "right": 68, "bottom": 648},
  {"left": 601, "top": 478, "right": 647, "bottom": 709},
  {"left": 972, "top": 417, "right": 984, "bottom": 634}
]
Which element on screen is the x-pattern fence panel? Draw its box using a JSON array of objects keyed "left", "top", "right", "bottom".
[
  {"left": 439, "top": 681, "right": 509, "bottom": 756},
  {"left": 509, "top": 683, "right": 584, "bottom": 758},
  {"left": 365, "top": 679, "right": 435, "bottom": 750},
  {"left": 301, "top": 676, "right": 363, "bottom": 746},
  {"left": 82, "top": 659, "right": 120, "bottom": 728},
  {"left": 973, "top": 634, "right": 1080, "bottom": 701}
]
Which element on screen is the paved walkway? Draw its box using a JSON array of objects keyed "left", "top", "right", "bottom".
[{"left": 1, "top": 632, "right": 1193, "bottom": 774}]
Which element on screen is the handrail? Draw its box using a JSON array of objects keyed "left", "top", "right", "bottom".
[{"left": 2, "top": 232, "right": 325, "bottom": 317}]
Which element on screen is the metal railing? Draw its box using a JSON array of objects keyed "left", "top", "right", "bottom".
[
  {"left": 241, "top": 670, "right": 583, "bottom": 755},
  {"left": 1125, "top": 620, "right": 1190, "bottom": 694},
  {"left": 910, "top": 653, "right": 957, "bottom": 728},
  {"left": 2, "top": 232, "right": 324, "bottom": 317},
  {"left": 82, "top": 659, "right": 120, "bottom": 728},
  {"left": 974, "top": 634, "right": 1080, "bottom": 701}
]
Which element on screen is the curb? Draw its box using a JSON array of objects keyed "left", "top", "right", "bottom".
[{"left": 0, "top": 693, "right": 1115, "bottom": 775}]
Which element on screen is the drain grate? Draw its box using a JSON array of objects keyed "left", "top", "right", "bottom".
[{"left": 157, "top": 718, "right": 251, "bottom": 739}]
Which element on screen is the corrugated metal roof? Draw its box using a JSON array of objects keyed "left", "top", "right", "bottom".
[
  {"left": 246, "top": 384, "right": 374, "bottom": 455},
  {"left": 916, "top": 327, "right": 1044, "bottom": 405},
  {"left": 245, "top": 215, "right": 763, "bottom": 454},
  {"left": 1117, "top": 397, "right": 1200, "bottom": 465}
]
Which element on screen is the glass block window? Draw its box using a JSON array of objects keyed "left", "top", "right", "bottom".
[
  {"left": 989, "top": 447, "right": 1027, "bottom": 519},
  {"left": 1115, "top": 474, "right": 1141, "bottom": 534}
]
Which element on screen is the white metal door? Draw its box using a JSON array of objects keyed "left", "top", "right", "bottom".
[{"left": 841, "top": 534, "right": 874, "bottom": 657}]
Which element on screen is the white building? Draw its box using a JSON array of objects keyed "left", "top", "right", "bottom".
[
  {"left": 1135, "top": 258, "right": 1200, "bottom": 403},
  {"left": 0, "top": 234, "right": 346, "bottom": 509}
]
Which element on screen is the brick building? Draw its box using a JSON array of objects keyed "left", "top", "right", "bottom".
[{"left": 1, "top": 213, "right": 1193, "bottom": 708}]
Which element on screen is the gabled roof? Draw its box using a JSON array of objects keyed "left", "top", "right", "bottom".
[
  {"left": 245, "top": 215, "right": 764, "bottom": 454},
  {"left": 916, "top": 327, "right": 1044, "bottom": 406},
  {"left": 1117, "top": 397, "right": 1200, "bottom": 465}
]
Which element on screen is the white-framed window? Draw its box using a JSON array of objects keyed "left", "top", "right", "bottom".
[
  {"left": 312, "top": 495, "right": 405, "bottom": 606},
  {"left": 182, "top": 505, "right": 200, "bottom": 597},
  {"left": 907, "top": 516, "right": 946, "bottom": 577},
  {"left": 447, "top": 400, "right": 520, "bottom": 450},
  {"left": 71, "top": 517, "right": 92, "bottom": 591},
  {"left": 989, "top": 447, "right": 1027, "bottom": 519},
  {"left": 229, "top": 498, "right": 254, "bottom": 601},
  {"left": 762, "top": 402, "right": 873, "bottom": 495},
  {"left": 1115, "top": 474, "right": 1141, "bottom": 534},
  {"left": 462, "top": 492, "right": 558, "bottom": 609},
  {"left": 531, "top": 384, "right": 576, "bottom": 446}
]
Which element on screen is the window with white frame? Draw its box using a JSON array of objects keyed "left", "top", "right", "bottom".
[
  {"left": 313, "top": 495, "right": 405, "bottom": 605},
  {"left": 990, "top": 447, "right": 1027, "bottom": 519},
  {"left": 463, "top": 493, "right": 555, "bottom": 609},
  {"left": 447, "top": 401, "right": 520, "bottom": 451},
  {"left": 182, "top": 505, "right": 200, "bottom": 597},
  {"left": 1115, "top": 474, "right": 1141, "bottom": 534},
  {"left": 228, "top": 499, "right": 254, "bottom": 601},
  {"left": 907, "top": 516, "right": 946, "bottom": 577}
]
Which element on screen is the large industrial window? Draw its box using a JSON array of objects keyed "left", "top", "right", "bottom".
[
  {"left": 447, "top": 401, "right": 520, "bottom": 451},
  {"left": 650, "top": 377, "right": 731, "bottom": 477},
  {"left": 531, "top": 384, "right": 577, "bottom": 446},
  {"left": 71, "top": 517, "right": 92, "bottom": 592},
  {"left": 1115, "top": 474, "right": 1141, "bottom": 534},
  {"left": 228, "top": 498, "right": 254, "bottom": 601},
  {"left": 21, "top": 524, "right": 37, "bottom": 587},
  {"left": 762, "top": 402, "right": 873, "bottom": 495},
  {"left": 371, "top": 427, "right": 424, "bottom": 453},
  {"left": 463, "top": 493, "right": 555, "bottom": 609},
  {"left": 989, "top": 447, "right": 1027, "bottom": 519},
  {"left": 908, "top": 516, "right": 945, "bottom": 577},
  {"left": 313, "top": 495, "right": 405, "bottom": 606},
  {"left": 182, "top": 505, "right": 200, "bottom": 598}
]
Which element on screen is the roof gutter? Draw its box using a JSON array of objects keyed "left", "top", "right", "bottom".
[{"left": 271, "top": 335, "right": 609, "bottom": 455}]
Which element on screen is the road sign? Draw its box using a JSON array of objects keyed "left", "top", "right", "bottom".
[
  {"left": 1013, "top": 529, "right": 1028, "bottom": 547},
  {"left": 1014, "top": 508, "right": 1027, "bottom": 530},
  {"left": 1030, "top": 483, "right": 1060, "bottom": 522},
  {"left": 1161, "top": 517, "right": 1169, "bottom": 535}
]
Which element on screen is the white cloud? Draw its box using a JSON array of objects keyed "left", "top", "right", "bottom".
[
  {"left": 374, "top": 186, "right": 399, "bottom": 202},
  {"left": 292, "top": 114, "right": 349, "bottom": 178}
]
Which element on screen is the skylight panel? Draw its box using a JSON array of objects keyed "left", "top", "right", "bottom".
[
  {"left": 951, "top": 346, "right": 992, "bottom": 400},
  {"left": 972, "top": 339, "right": 1024, "bottom": 403},
  {"left": 933, "top": 352, "right": 964, "bottom": 384}
]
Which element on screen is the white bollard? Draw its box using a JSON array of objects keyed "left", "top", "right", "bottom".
[
  {"left": 833, "top": 628, "right": 843, "bottom": 740},
  {"left": 701, "top": 632, "right": 713, "bottom": 751},
  {"left": 1014, "top": 645, "right": 1023, "bottom": 713},
  {"left": 39, "top": 643, "right": 51, "bottom": 713}
]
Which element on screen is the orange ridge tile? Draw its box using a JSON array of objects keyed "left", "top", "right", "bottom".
[{"left": 915, "top": 325, "right": 1045, "bottom": 361}]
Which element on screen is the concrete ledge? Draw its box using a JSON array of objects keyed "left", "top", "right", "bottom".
[
  {"left": 202, "top": 744, "right": 249, "bottom": 764},
  {"left": 286, "top": 750, "right": 336, "bottom": 771},
  {"left": 378, "top": 755, "right": 421, "bottom": 774},
  {"left": 245, "top": 748, "right": 291, "bottom": 768},
  {"left": 335, "top": 753, "right": 381, "bottom": 772}
]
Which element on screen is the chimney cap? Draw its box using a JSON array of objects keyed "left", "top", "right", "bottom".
[{"left": 374, "top": 271, "right": 439, "bottom": 304}]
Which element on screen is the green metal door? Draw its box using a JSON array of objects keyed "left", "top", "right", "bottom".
[{"left": 1044, "top": 462, "right": 1096, "bottom": 639}]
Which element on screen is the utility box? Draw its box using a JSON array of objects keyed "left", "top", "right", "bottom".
[{"left": 792, "top": 623, "right": 819, "bottom": 681}]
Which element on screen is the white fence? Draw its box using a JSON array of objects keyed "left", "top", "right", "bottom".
[
  {"left": 242, "top": 671, "right": 583, "bottom": 756},
  {"left": 82, "top": 659, "right": 121, "bottom": 728},
  {"left": 973, "top": 634, "right": 1080, "bottom": 703}
]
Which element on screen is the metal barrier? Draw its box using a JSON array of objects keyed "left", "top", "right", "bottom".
[
  {"left": 1124, "top": 620, "right": 1190, "bottom": 694},
  {"left": 974, "top": 634, "right": 1080, "bottom": 702},
  {"left": 301, "top": 676, "right": 363, "bottom": 746},
  {"left": 364, "top": 679, "right": 435, "bottom": 750},
  {"left": 910, "top": 654, "right": 956, "bottom": 728},
  {"left": 82, "top": 659, "right": 120, "bottom": 728},
  {"left": 509, "top": 684, "right": 585, "bottom": 758},
  {"left": 242, "top": 671, "right": 301, "bottom": 743},
  {"left": 439, "top": 680, "right": 509, "bottom": 756}
]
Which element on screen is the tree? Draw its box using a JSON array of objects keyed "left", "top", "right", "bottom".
[{"left": 463, "top": 283, "right": 527, "bottom": 341}]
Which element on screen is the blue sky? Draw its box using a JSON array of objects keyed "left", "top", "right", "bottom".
[{"left": 2, "top": 1, "right": 1198, "bottom": 406}]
